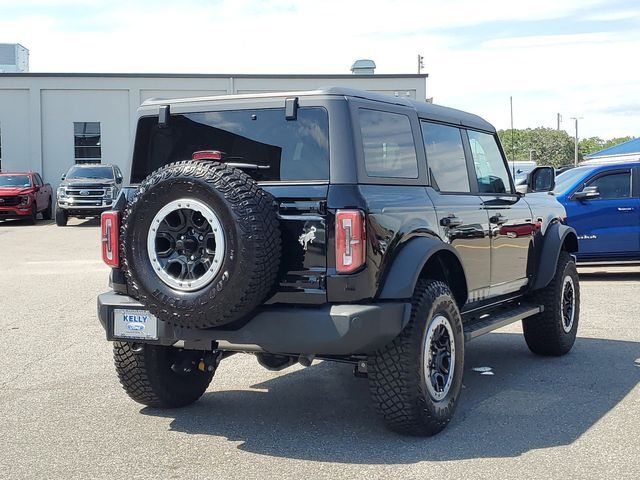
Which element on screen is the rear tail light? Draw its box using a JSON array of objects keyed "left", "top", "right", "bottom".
[
  {"left": 193, "top": 150, "right": 223, "bottom": 161},
  {"left": 101, "top": 211, "right": 120, "bottom": 267},
  {"left": 335, "top": 209, "right": 366, "bottom": 274}
]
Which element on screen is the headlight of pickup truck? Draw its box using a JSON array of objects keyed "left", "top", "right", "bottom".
[
  {"left": 57, "top": 187, "right": 66, "bottom": 198},
  {"left": 104, "top": 187, "right": 114, "bottom": 200},
  {"left": 19, "top": 195, "right": 30, "bottom": 205}
]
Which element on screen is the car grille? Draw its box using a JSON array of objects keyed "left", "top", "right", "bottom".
[
  {"left": 0, "top": 196, "right": 21, "bottom": 206},
  {"left": 60, "top": 186, "right": 111, "bottom": 206}
]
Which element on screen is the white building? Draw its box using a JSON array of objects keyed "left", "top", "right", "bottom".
[
  {"left": 0, "top": 68, "right": 427, "bottom": 188},
  {"left": 0, "top": 44, "right": 29, "bottom": 73}
]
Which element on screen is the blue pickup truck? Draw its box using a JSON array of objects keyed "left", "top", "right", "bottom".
[{"left": 553, "top": 162, "right": 640, "bottom": 264}]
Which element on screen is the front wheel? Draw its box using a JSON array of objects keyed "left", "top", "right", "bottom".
[
  {"left": 27, "top": 204, "right": 37, "bottom": 225},
  {"left": 113, "top": 342, "right": 214, "bottom": 408},
  {"left": 368, "top": 279, "right": 464, "bottom": 436},
  {"left": 523, "top": 251, "right": 580, "bottom": 356},
  {"left": 55, "top": 206, "right": 68, "bottom": 226}
]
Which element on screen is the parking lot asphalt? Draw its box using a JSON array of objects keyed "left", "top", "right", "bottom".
[{"left": 0, "top": 217, "right": 639, "bottom": 480}]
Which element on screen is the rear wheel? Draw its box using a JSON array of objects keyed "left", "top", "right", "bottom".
[
  {"left": 42, "top": 197, "right": 53, "bottom": 220},
  {"left": 523, "top": 251, "right": 580, "bottom": 356},
  {"left": 113, "top": 342, "right": 214, "bottom": 408},
  {"left": 368, "top": 279, "right": 464, "bottom": 436},
  {"left": 55, "top": 206, "right": 68, "bottom": 226}
]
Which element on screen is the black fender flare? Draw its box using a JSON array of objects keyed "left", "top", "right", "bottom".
[
  {"left": 531, "top": 222, "right": 578, "bottom": 290},
  {"left": 378, "top": 236, "right": 468, "bottom": 305}
]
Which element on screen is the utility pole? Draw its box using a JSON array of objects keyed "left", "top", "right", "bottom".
[
  {"left": 529, "top": 149, "right": 536, "bottom": 163},
  {"left": 417, "top": 54, "right": 424, "bottom": 74},
  {"left": 570, "top": 117, "right": 582, "bottom": 166},
  {"left": 557, "top": 113, "right": 562, "bottom": 131}
]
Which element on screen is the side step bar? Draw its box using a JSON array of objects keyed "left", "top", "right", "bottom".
[{"left": 464, "top": 303, "right": 543, "bottom": 342}]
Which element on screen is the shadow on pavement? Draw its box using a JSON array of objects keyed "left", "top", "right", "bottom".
[
  {"left": 68, "top": 218, "right": 100, "bottom": 227},
  {"left": 142, "top": 333, "right": 640, "bottom": 463},
  {"left": 0, "top": 218, "right": 54, "bottom": 227}
]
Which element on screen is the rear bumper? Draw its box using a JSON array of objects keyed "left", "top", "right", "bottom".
[
  {"left": 97, "top": 291, "right": 411, "bottom": 355},
  {"left": 0, "top": 206, "right": 32, "bottom": 219}
]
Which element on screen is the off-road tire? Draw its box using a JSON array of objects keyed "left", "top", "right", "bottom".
[
  {"left": 42, "top": 197, "right": 53, "bottom": 220},
  {"left": 55, "top": 206, "right": 68, "bottom": 226},
  {"left": 121, "top": 160, "right": 281, "bottom": 329},
  {"left": 113, "top": 342, "right": 214, "bottom": 408},
  {"left": 523, "top": 251, "right": 579, "bottom": 356},
  {"left": 368, "top": 279, "right": 464, "bottom": 436}
]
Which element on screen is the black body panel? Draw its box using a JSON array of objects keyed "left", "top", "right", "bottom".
[{"left": 99, "top": 88, "right": 577, "bottom": 354}]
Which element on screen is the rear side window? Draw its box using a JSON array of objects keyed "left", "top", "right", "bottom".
[
  {"left": 359, "top": 109, "right": 418, "bottom": 179},
  {"left": 131, "top": 107, "right": 329, "bottom": 183},
  {"left": 421, "top": 121, "right": 470, "bottom": 192}
]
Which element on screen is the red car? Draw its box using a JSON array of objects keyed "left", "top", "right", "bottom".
[{"left": 0, "top": 172, "right": 53, "bottom": 224}]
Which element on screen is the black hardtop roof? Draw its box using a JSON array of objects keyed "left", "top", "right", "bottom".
[{"left": 142, "top": 87, "right": 495, "bottom": 132}]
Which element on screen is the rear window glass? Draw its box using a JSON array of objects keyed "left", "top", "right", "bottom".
[
  {"left": 131, "top": 107, "right": 329, "bottom": 183},
  {"left": 359, "top": 109, "right": 418, "bottom": 179}
]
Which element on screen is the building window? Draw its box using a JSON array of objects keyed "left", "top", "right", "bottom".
[{"left": 74, "top": 122, "right": 101, "bottom": 164}]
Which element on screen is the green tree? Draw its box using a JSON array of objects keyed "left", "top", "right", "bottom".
[
  {"left": 498, "top": 128, "right": 575, "bottom": 168},
  {"left": 578, "top": 137, "right": 605, "bottom": 156}
]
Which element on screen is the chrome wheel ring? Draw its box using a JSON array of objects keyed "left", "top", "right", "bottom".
[
  {"left": 423, "top": 314, "right": 456, "bottom": 401},
  {"left": 561, "top": 275, "right": 576, "bottom": 333},
  {"left": 146, "top": 198, "right": 225, "bottom": 292}
]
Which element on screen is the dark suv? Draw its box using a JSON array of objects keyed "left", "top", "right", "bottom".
[
  {"left": 97, "top": 88, "right": 579, "bottom": 436},
  {"left": 55, "top": 163, "right": 124, "bottom": 226}
]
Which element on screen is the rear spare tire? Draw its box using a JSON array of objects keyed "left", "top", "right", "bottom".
[{"left": 121, "top": 160, "right": 281, "bottom": 328}]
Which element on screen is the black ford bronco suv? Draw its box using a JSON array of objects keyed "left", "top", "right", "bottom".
[{"left": 97, "top": 88, "right": 580, "bottom": 436}]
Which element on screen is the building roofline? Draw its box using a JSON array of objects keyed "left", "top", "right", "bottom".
[{"left": 0, "top": 72, "right": 428, "bottom": 79}]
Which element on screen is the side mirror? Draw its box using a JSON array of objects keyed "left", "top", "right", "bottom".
[
  {"left": 527, "top": 166, "right": 555, "bottom": 193},
  {"left": 116, "top": 176, "right": 123, "bottom": 184},
  {"left": 574, "top": 185, "right": 600, "bottom": 200},
  {"left": 61, "top": 174, "right": 66, "bottom": 181}
]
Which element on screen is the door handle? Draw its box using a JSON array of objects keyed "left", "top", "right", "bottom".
[
  {"left": 617, "top": 207, "right": 634, "bottom": 212},
  {"left": 489, "top": 213, "right": 508, "bottom": 225},
  {"left": 440, "top": 215, "right": 463, "bottom": 228}
]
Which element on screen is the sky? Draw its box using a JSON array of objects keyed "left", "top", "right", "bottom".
[{"left": 1, "top": 0, "right": 638, "bottom": 139}]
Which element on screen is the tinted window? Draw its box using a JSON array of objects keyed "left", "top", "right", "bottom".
[
  {"left": 585, "top": 172, "right": 631, "bottom": 199},
  {"left": 359, "top": 109, "right": 418, "bottom": 179},
  {"left": 66, "top": 165, "right": 114, "bottom": 179},
  {"left": 468, "top": 130, "right": 511, "bottom": 194},
  {"left": 421, "top": 122, "right": 470, "bottom": 192},
  {"left": 131, "top": 107, "right": 329, "bottom": 183},
  {"left": 34, "top": 174, "right": 43, "bottom": 186}
]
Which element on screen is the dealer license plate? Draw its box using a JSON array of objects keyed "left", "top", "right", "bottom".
[{"left": 113, "top": 309, "right": 158, "bottom": 340}]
